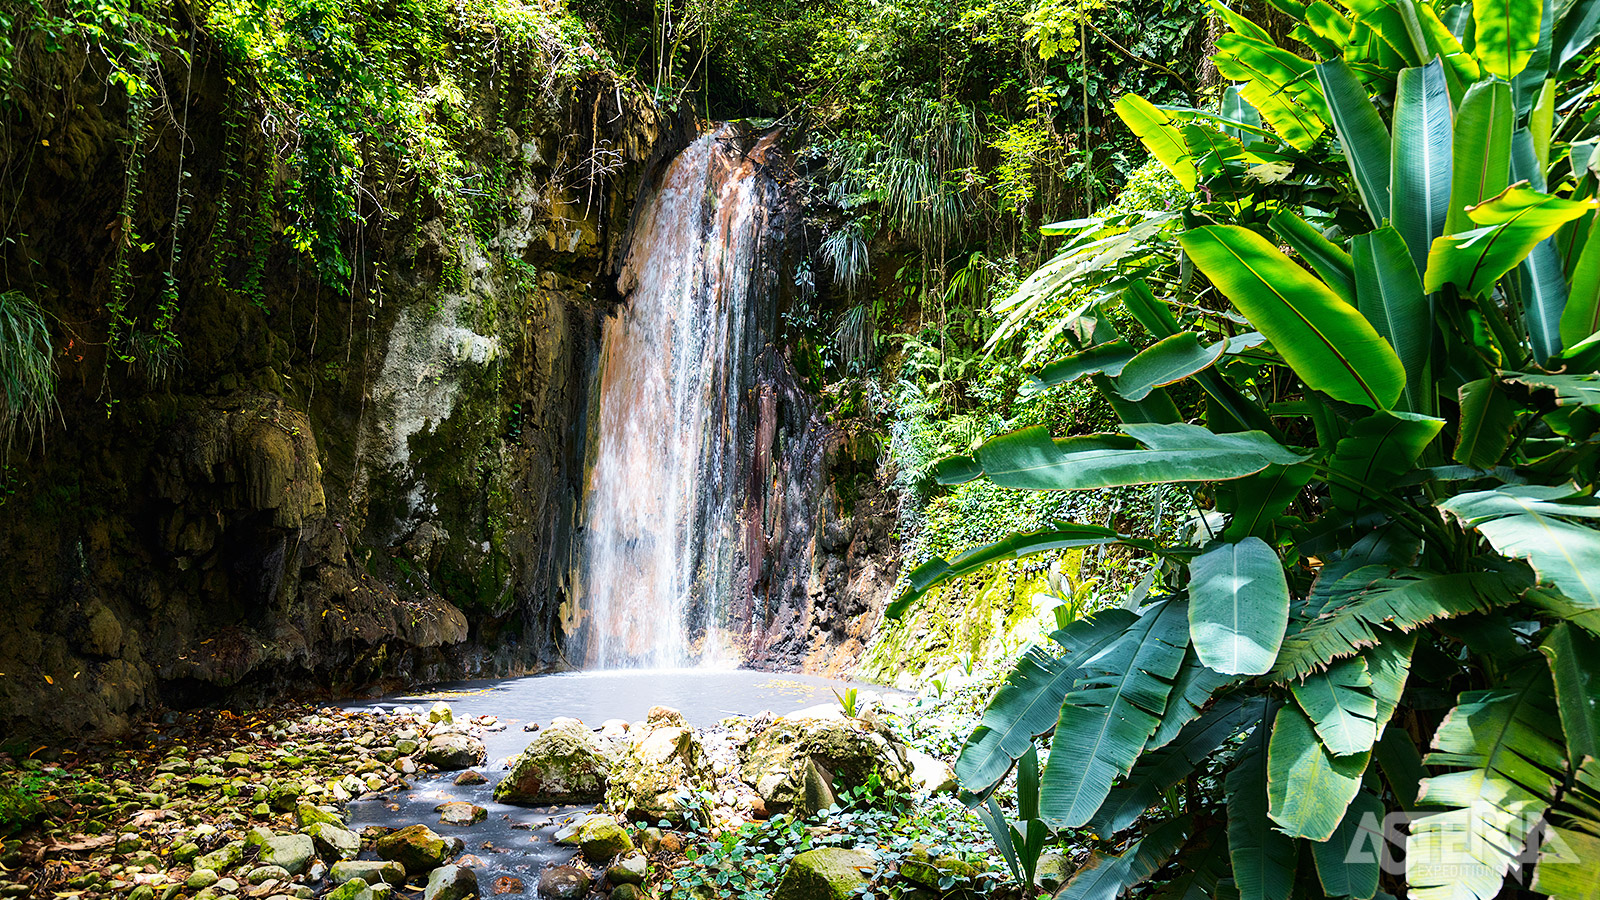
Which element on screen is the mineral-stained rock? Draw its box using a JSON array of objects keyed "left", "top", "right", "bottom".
[
  {"left": 536, "top": 867, "right": 590, "bottom": 900},
  {"left": 306, "top": 821, "right": 361, "bottom": 861},
  {"left": 604, "top": 707, "right": 714, "bottom": 824},
  {"left": 422, "top": 735, "right": 486, "bottom": 771},
  {"left": 493, "top": 722, "right": 611, "bottom": 804},
  {"left": 436, "top": 801, "right": 487, "bottom": 827},
  {"left": 773, "top": 848, "right": 875, "bottom": 900}
]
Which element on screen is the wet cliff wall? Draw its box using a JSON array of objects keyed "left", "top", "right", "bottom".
[{"left": 0, "top": 6, "right": 689, "bottom": 738}]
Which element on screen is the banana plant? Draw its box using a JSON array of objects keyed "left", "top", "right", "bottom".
[{"left": 889, "top": 2, "right": 1600, "bottom": 898}]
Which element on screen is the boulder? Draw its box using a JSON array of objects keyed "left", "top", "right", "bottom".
[
  {"left": 773, "top": 848, "right": 875, "bottom": 900},
  {"left": 1035, "top": 851, "right": 1070, "bottom": 894},
  {"left": 306, "top": 821, "right": 361, "bottom": 861},
  {"left": 575, "top": 818, "right": 633, "bottom": 864},
  {"left": 904, "top": 748, "right": 957, "bottom": 794},
  {"left": 741, "top": 714, "right": 911, "bottom": 816},
  {"left": 260, "top": 834, "right": 316, "bottom": 875},
  {"left": 296, "top": 801, "right": 342, "bottom": 829},
  {"left": 606, "top": 852, "right": 648, "bottom": 886},
  {"left": 423, "top": 735, "right": 487, "bottom": 771},
  {"left": 429, "top": 702, "right": 454, "bottom": 724},
  {"left": 187, "top": 871, "right": 219, "bottom": 890},
  {"left": 424, "top": 866, "right": 478, "bottom": 900},
  {"left": 535, "top": 867, "right": 590, "bottom": 900},
  {"left": 325, "top": 879, "right": 369, "bottom": 900},
  {"left": 453, "top": 771, "right": 487, "bottom": 786},
  {"left": 245, "top": 866, "right": 291, "bottom": 885},
  {"left": 330, "top": 861, "right": 407, "bottom": 887},
  {"left": 605, "top": 708, "right": 714, "bottom": 824},
  {"left": 494, "top": 722, "right": 612, "bottom": 804},
  {"left": 610, "top": 886, "right": 642, "bottom": 900},
  {"left": 195, "top": 841, "right": 245, "bottom": 874},
  {"left": 898, "top": 847, "right": 979, "bottom": 889},
  {"left": 436, "top": 802, "right": 486, "bottom": 827},
  {"left": 375, "top": 824, "right": 460, "bottom": 874}
]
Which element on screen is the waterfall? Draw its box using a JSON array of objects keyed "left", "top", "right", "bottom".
[{"left": 571, "top": 128, "right": 786, "bottom": 669}]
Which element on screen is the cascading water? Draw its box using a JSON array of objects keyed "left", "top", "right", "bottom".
[{"left": 571, "top": 128, "right": 788, "bottom": 669}]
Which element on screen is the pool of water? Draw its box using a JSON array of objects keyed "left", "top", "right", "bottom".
[{"left": 341, "top": 669, "right": 888, "bottom": 894}]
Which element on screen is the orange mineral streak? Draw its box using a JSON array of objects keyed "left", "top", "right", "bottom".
[{"left": 577, "top": 128, "right": 778, "bottom": 669}]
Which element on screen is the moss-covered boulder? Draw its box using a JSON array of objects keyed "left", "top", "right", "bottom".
[
  {"left": 605, "top": 706, "right": 714, "bottom": 824},
  {"left": 374, "top": 824, "right": 459, "bottom": 874},
  {"left": 897, "top": 846, "right": 980, "bottom": 890},
  {"left": 574, "top": 818, "right": 633, "bottom": 864},
  {"left": 773, "top": 848, "right": 875, "bottom": 900},
  {"left": 741, "top": 711, "right": 911, "bottom": 816},
  {"left": 493, "top": 721, "right": 611, "bottom": 804}
]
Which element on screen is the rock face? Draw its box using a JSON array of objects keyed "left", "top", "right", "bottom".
[
  {"left": 773, "top": 848, "right": 876, "bottom": 900},
  {"left": 494, "top": 722, "right": 612, "bottom": 804},
  {"left": 605, "top": 706, "right": 714, "bottom": 823},
  {"left": 0, "top": 11, "right": 684, "bottom": 740},
  {"left": 742, "top": 710, "right": 912, "bottom": 816}
]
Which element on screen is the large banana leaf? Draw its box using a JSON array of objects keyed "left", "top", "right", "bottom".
[
  {"left": 1090, "top": 695, "right": 1266, "bottom": 838},
  {"left": 1475, "top": 0, "right": 1547, "bottom": 80},
  {"left": 1147, "top": 648, "right": 1236, "bottom": 750},
  {"left": 1115, "top": 95, "right": 1198, "bottom": 192},
  {"left": 1228, "top": 700, "right": 1296, "bottom": 900},
  {"left": 938, "top": 422, "right": 1306, "bottom": 492},
  {"left": 1316, "top": 59, "right": 1392, "bottom": 225},
  {"left": 1311, "top": 790, "right": 1386, "bottom": 900},
  {"left": 1558, "top": 215, "right": 1600, "bottom": 347},
  {"left": 1181, "top": 225, "right": 1406, "bottom": 409},
  {"left": 1213, "top": 33, "right": 1329, "bottom": 150},
  {"left": 1554, "top": 0, "right": 1600, "bottom": 71},
  {"left": 1219, "top": 463, "right": 1315, "bottom": 542},
  {"left": 1444, "top": 81, "right": 1514, "bottom": 237},
  {"left": 1453, "top": 378, "right": 1518, "bottom": 468},
  {"left": 1114, "top": 333, "right": 1226, "bottom": 401},
  {"left": 888, "top": 523, "right": 1144, "bottom": 617},
  {"left": 1540, "top": 623, "right": 1600, "bottom": 761},
  {"left": 1408, "top": 669, "right": 1566, "bottom": 900},
  {"left": 1267, "top": 703, "right": 1369, "bottom": 840},
  {"left": 1270, "top": 210, "right": 1357, "bottom": 306},
  {"left": 1533, "top": 760, "right": 1600, "bottom": 900},
  {"left": 954, "top": 610, "right": 1138, "bottom": 794},
  {"left": 1220, "top": 84, "right": 1263, "bottom": 141},
  {"left": 1352, "top": 227, "right": 1432, "bottom": 413},
  {"left": 1056, "top": 816, "right": 1192, "bottom": 900},
  {"left": 1390, "top": 60, "right": 1454, "bottom": 276},
  {"left": 1291, "top": 655, "right": 1378, "bottom": 756},
  {"left": 1039, "top": 600, "right": 1189, "bottom": 828},
  {"left": 1271, "top": 570, "right": 1520, "bottom": 680},
  {"left": 1188, "top": 537, "right": 1290, "bottom": 675},
  {"left": 1439, "top": 484, "right": 1600, "bottom": 605},
  {"left": 1026, "top": 342, "right": 1137, "bottom": 395},
  {"left": 1327, "top": 410, "right": 1443, "bottom": 512},
  {"left": 1424, "top": 185, "right": 1599, "bottom": 298}
]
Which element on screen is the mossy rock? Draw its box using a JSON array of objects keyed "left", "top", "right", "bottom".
[
  {"left": 374, "top": 824, "right": 458, "bottom": 874},
  {"left": 575, "top": 817, "right": 633, "bottom": 864},
  {"left": 773, "top": 848, "right": 875, "bottom": 900},
  {"left": 742, "top": 713, "right": 911, "bottom": 816},
  {"left": 604, "top": 712, "right": 713, "bottom": 824},
  {"left": 494, "top": 722, "right": 610, "bottom": 804}
]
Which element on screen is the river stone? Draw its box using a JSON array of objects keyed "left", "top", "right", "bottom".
[
  {"left": 330, "top": 861, "right": 407, "bottom": 887},
  {"left": 246, "top": 865, "right": 291, "bottom": 884},
  {"left": 494, "top": 722, "right": 611, "bottom": 804},
  {"left": 375, "top": 824, "right": 460, "bottom": 874},
  {"left": 429, "top": 702, "right": 454, "bottom": 724},
  {"left": 898, "top": 847, "right": 979, "bottom": 889},
  {"left": 424, "top": 866, "right": 478, "bottom": 900},
  {"left": 423, "top": 735, "right": 487, "bottom": 771},
  {"left": 453, "top": 771, "right": 487, "bottom": 786},
  {"left": 325, "top": 879, "right": 369, "bottom": 900},
  {"left": 604, "top": 710, "right": 714, "bottom": 824},
  {"left": 742, "top": 712, "right": 912, "bottom": 816},
  {"left": 187, "top": 870, "right": 219, "bottom": 890},
  {"left": 535, "top": 867, "right": 589, "bottom": 900},
  {"left": 1035, "top": 851, "right": 1070, "bottom": 893},
  {"left": 773, "top": 848, "right": 875, "bottom": 900},
  {"left": 296, "top": 801, "right": 341, "bottom": 828},
  {"left": 575, "top": 818, "right": 633, "bottom": 863},
  {"left": 606, "top": 852, "right": 648, "bottom": 885},
  {"left": 552, "top": 813, "right": 613, "bottom": 845},
  {"left": 195, "top": 841, "right": 246, "bottom": 873},
  {"left": 260, "top": 834, "right": 316, "bottom": 875},
  {"left": 306, "top": 821, "right": 361, "bottom": 860},
  {"left": 436, "top": 801, "right": 486, "bottom": 827},
  {"left": 610, "top": 886, "right": 642, "bottom": 900}
]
